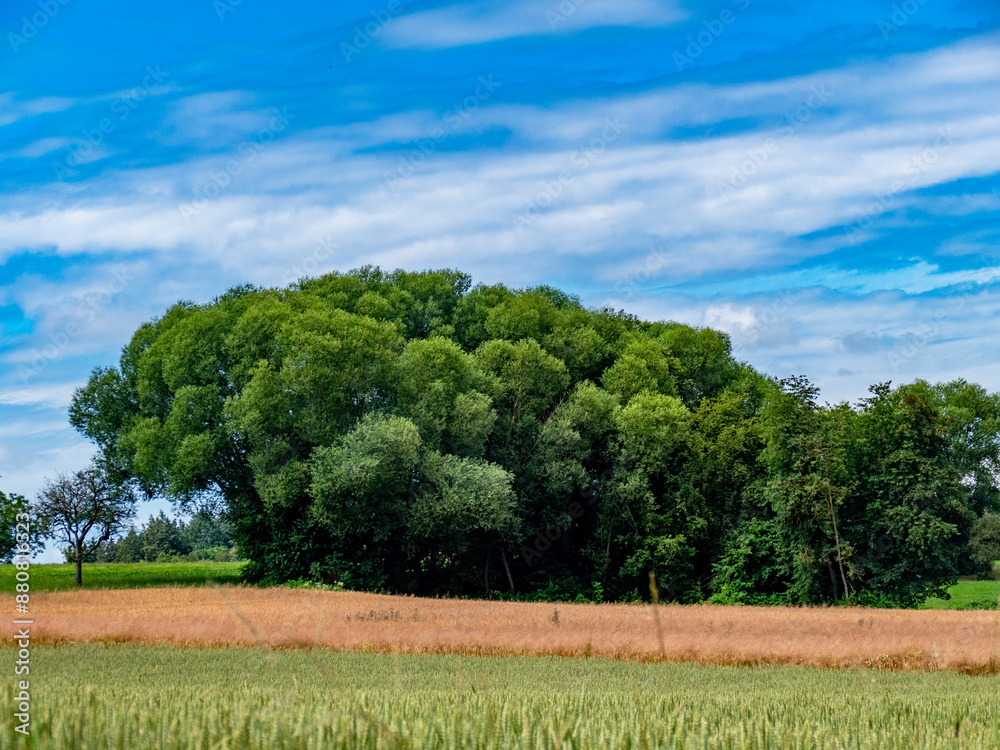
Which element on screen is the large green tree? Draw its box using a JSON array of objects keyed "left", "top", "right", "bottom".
[
  {"left": 844, "top": 382, "right": 970, "bottom": 605},
  {"left": 69, "top": 267, "right": 997, "bottom": 605}
]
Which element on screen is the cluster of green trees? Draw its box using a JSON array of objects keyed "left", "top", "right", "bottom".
[
  {"left": 0, "top": 489, "right": 30, "bottom": 563},
  {"left": 88, "top": 509, "right": 238, "bottom": 563},
  {"left": 68, "top": 268, "right": 1000, "bottom": 606}
]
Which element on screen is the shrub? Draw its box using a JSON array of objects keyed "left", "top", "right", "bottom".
[{"left": 969, "top": 513, "right": 1000, "bottom": 578}]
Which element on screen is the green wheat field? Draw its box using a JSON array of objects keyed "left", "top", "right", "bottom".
[{"left": 3, "top": 644, "right": 999, "bottom": 749}]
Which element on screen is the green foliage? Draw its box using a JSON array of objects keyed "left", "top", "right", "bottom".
[
  {"left": 845, "top": 382, "right": 970, "bottom": 606},
  {"left": 969, "top": 512, "right": 1000, "bottom": 577},
  {"left": 183, "top": 507, "right": 234, "bottom": 550},
  {"left": 0, "top": 489, "right": 30, "bottom": 563},
  {"left": 69, "top": 268, "right": 1000, "bottom": 605},
  {"left": 282, "top": 576, "right": 344, "bottom": 591},
  {"left": 931, "top": 380, "right": 1000, "bottom": 515},
  {"left": 97, "top": 508, "right": 237, "bottom": 563},
  {"left": 310, "top": 413, "right": 421, "bottom": 537},
  {"left": 140, "top": 511, "right": 187, "bottom": 559},
  {"left": 405, "top": 451, "right": 520, "bottom": 591},
  {"left": 7, "top": 645, "right": 1000, "bottom": 749},
  {"left": 710, "top": 518, "right": 791, "bottom": 604}
]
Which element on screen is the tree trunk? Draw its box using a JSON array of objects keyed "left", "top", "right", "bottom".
[
  {"left": 825, "top": 486, "right": 850, "bottom": 601},
  {"left": 823, "top": 463, "right": 850, "bottom": 601},
  {"left": 500, "top": 548, "right": 515, "bottom": 593},
  {"left": 483, "top": 549, "right": 491, "bottom": 595},
  {"left": 75, "top": 541, "right": 83, "bottom": 587},
  {"left": 826, "top": 557, "right": 838, "bottom": 599}
]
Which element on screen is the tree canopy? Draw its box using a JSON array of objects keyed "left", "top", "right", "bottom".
[
  {"left": 70, "top": 267, "right": 1000, "bottom": 605},
  {"left": 0, "top": 488, "right": 31, "bottom": 563},
  {"left": 35, "top": 464, "right": 136, "bottom": 586}
]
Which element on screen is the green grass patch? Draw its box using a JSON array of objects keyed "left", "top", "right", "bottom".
[
  {"left": 921, "top": 578, "right": 1000, "bottom": 610},
  {"left": 4, "top": 644, "right": 1000, "bottom": 749},
  {"left": 0, "top": 561, "right": 244, "bottom": 592}
]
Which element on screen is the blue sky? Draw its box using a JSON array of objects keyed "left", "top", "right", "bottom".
[{"left": 2, "top": 0, "right": 1000, "bottom": 546}]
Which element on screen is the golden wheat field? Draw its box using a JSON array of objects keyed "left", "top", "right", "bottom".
[{"left": 20, "top": 586, "right": 1000, "bottom": 673}]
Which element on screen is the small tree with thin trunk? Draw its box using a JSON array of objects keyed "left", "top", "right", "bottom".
[{"left": 35, "top": 465, "right": 136, "bottom": 586}]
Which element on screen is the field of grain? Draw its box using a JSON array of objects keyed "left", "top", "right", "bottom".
[
  {"left": 4, "top": 644, "right": 998, "bottom": 749},
  {"left": 22, "top": 586, "right": 1000, "bottom": 673}
]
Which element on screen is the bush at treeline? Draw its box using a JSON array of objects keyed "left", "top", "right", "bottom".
[
  {"left": 69, "top": 268, "right": 1000, "bottom": 606},
  {"left": 79, "top": 508, "right": 239, "bottom": 563}
]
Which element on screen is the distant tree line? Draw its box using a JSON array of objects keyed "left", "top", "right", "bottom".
[
  {"left": 85, "top": 509, "right": 238, "bottom": 563},
  {"left": 66, "top": 267, "right": 1000, "bottom": 606}
]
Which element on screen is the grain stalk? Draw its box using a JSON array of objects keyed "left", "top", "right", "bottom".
[{"left": 649, "top": 572, "right": 666, "bottom": 659}]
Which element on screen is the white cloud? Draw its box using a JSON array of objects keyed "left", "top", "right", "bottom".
[
  {"left": 0, "top": 34, "right": 999, "bottom": 413},
  {"left": 0, "top": 440, "right": 90, "bottom": 495},
  {"left": 9, "top": 137, "right": 72, "bottom": 159},
  {"left": 0, "top": 93, "right": 76, "bottom": 127},
  {"left": 0, "top": 383, "right": 77, "bottom": 409},
  {"left": 162, "top": 91, "right": 282, "bottom": 147},
  {"left": 704, "top": 303, "right": 762, "bottom": 344},
  {"left": 383, "top": 0, "right": 686, "bottom": 49}
]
